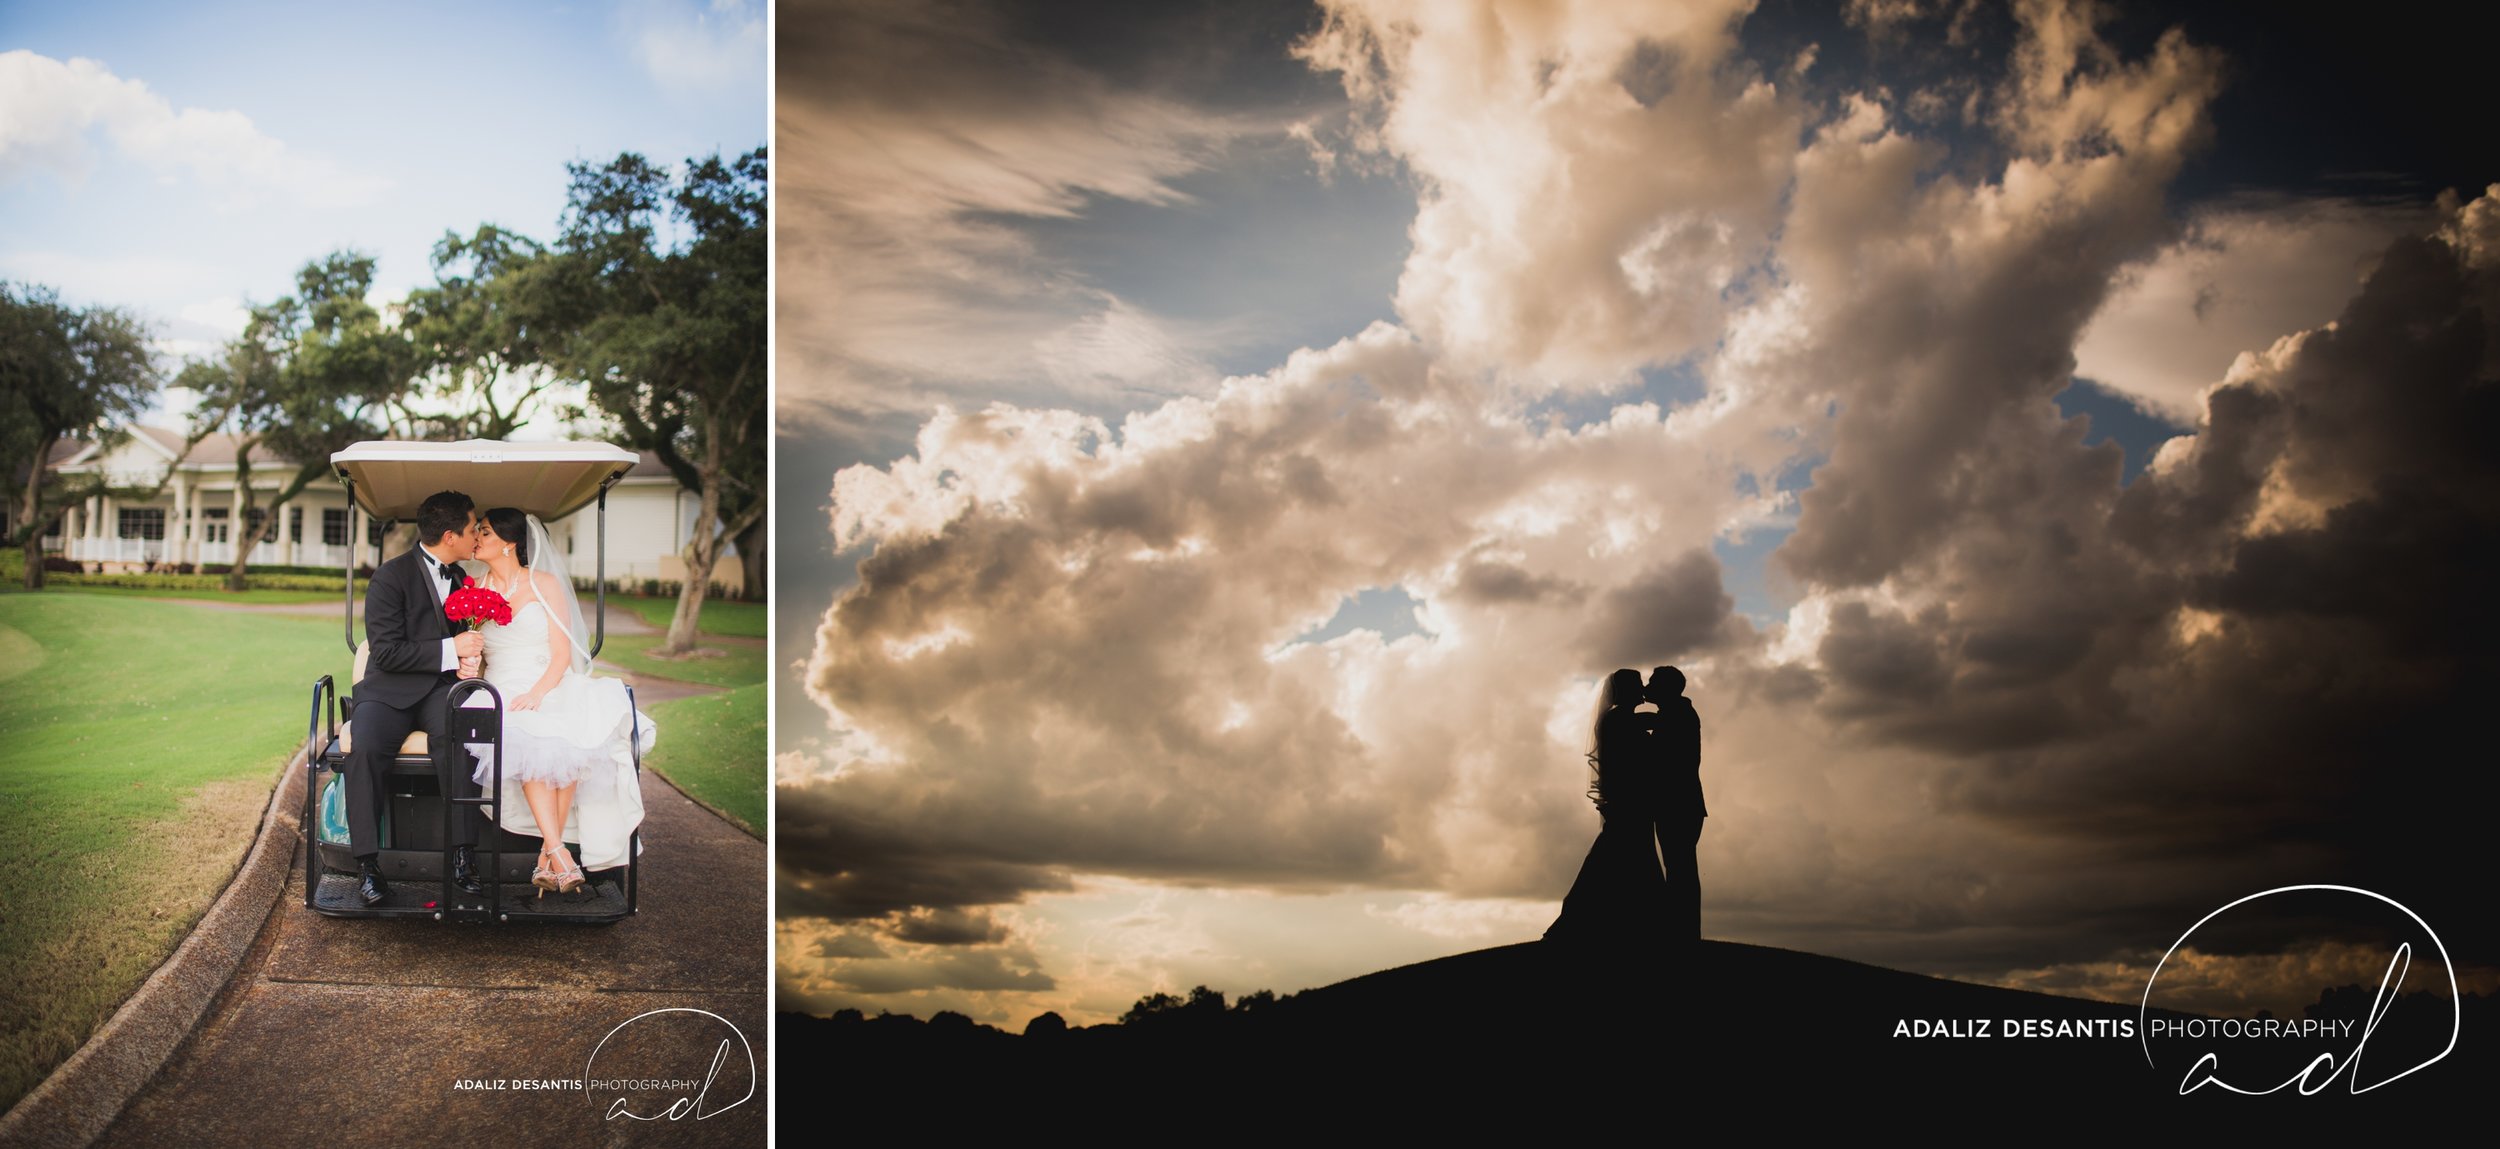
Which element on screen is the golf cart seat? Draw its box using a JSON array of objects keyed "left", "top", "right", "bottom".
[{"left": 335, "top": 641, "right": 434, "bottom": 758}]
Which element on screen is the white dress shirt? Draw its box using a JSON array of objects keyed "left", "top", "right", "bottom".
[{"left": 417, "top": 542, "right": 468, "bottom": 672}]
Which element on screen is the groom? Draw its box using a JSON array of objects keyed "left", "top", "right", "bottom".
[
  {"left": 346, "top": 490, "right": 489, "bottom": 905},
  {"left": 1648, "top": 666, "right": 1704, "bottom": 943}
]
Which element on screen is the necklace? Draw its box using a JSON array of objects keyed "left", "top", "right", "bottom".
[{"left": 489, "top": 570, "right": 534, "bottom": 607}]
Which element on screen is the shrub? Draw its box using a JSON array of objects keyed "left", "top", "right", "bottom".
[{"left": 46, "top": 571, "right": 355, "bottom": 593}]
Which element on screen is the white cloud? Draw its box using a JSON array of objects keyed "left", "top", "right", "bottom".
[
  {"left": 775, "top": 1, "right": 1242, "bottom": 420},
  {"left": 793, "top": 316, "right": 1749, "bottom": 934},
  {"left": 1367, "top": 893, "right": 1555, "bottom": 940},
  {"left": 0, "top": 50, "right": 386, "bottom": 209},
  {"left": 1298, "top": 0, "right": 1797, "bottom": 388},
  {"left": 1034, "top": 297, "right": 1226, "bottom": 400},
  {"left": 2074, "top": 198, "right": 2427, "bottom": 421},
  {"left": 0, "top": 248, "right": 222, "bottom": 307},
  {"left": 626, "top": 0, "right": 766, "bottom": 94}
]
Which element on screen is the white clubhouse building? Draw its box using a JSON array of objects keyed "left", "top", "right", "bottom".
[{"left": 32, "top": 425, "right": 744, "bottom": 591}]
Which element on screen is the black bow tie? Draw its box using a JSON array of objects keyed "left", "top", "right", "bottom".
[{"left": 438, "top": 560, "right": 463, "bottom": 589}]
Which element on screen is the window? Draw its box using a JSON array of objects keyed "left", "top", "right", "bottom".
[
  {"left": 289, "top": 506, "right": 303, "bottom": 543},
  {"left": 118, "top": 507, "right": 166, "bottom": 540},
  {"left": 203, "top": 508, "right": 230, "bottom": 544},
  {"left": 323, "top": 507, "right": 351, "bottom": 546}
]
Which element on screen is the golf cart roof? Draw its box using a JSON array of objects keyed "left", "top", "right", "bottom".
[{"left": 330, "top": 439, "right": 639, "bottom": 521}]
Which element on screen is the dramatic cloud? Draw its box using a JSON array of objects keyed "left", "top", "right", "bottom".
[
  {"left": 1771, "top": 0, "right": 2223, "bottom": 589},
  {"left": 1746, "top": 193, "right": 2500, "bottom": 972},
  {"left": 0, "top": 51, "right": 385, "bottom": 208},
  {"left": 785, "top": 0, "right": 2500, "bottom": 1025},
  {"left": 775, "top": 0, "right": 1242, "bottom": 433},
  {"left": 793, "top": 322, "right": 1749, "bottom": 919},
  {"left": 1298, "top": 0, "right": 1796, "bottom": 386},
  {"left": 2075, "top": 198, "right": 2428, "bottom": 421}
]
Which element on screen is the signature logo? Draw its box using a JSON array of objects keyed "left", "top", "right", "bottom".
[
  {"left": 2138, "top": 885, "right": 2460, "bottom": 1095},
  {"left": 581, "top": 1008, "right": 757, "bottom": 1121}
]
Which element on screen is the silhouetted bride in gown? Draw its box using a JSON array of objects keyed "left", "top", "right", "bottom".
[{"left": 1544, "top": 668, "right": 1671, "bottom": 947}]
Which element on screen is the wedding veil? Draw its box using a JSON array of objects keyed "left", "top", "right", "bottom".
[{"left": 523, "top": 513, "right": 593, "bottom": 677}]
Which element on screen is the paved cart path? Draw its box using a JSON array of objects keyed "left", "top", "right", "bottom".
[{"left": 91, "top": 770, "right": 766, "bottom": 1148}]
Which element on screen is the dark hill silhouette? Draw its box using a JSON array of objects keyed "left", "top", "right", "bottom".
[{"left": 781, "top": 939, "right": 2492, "bottom": 1121}]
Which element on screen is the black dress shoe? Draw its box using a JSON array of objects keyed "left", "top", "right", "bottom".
[
  {"left": 357, "top": 859, "right": 390, "bottom": 906},
  {"left": 451, "top": 846, "right": 487, "bottom": 895}
]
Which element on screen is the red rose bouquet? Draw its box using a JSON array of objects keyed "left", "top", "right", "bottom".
[{"left": 445, "top": 578, "right": 513, "bottom": 630}]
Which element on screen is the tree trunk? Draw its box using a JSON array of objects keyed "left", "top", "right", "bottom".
[
  {"left": 225, "top": 444, "right": 259, "bottom": 592},
  {"left": 662, "top": 434, "right": 724, "bottom": 656},
  {"left": 735, "top": 513, "right": 764, "bottom": 601},
  {"left": 376, "top": 522, "right": 412, "bottom": 564},
  {"left": 18, "top": 441, "right": 52, "bottom": 590}
]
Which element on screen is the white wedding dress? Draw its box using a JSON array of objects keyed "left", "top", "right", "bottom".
[{"left": 468, "top": 597, "right": 655, "bottom": 869}]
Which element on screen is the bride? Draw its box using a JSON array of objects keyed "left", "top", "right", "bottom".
[
  {"left": 467, "top": 506, "right": 655, "bottom": 893},
  {"left": 1543, "top": 668, "right": 1670, "bottom": 949}
]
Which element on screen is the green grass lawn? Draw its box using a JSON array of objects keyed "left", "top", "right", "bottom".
[
  {"left": 0, "top": 590, "right": 768, "bottom": 1107},
  {"left": 639, "top": 683, "right": 764, "bottom": 836},
  {"left": 594, "top": 633, "right": 767, "bottom": 689},
  {"left": 0, "top": 594, "right": 342, "bottom": 1110},
  {"left": 610, "top": 594, "right": 765, "bottom": 638}
]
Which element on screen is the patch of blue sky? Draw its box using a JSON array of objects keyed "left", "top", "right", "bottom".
[
  {"left": 1713, "top": 526, "right": 1800, "bottom": 625},
  {"left": 1718, "top": 449, "right": 1817, "bottom": 625},
  {"left": 1012, "top": 135, "right": 1415, "bottom": 383},
  {"left": 1283, "top": 585, "right": 1433, "bottom": 649},
  {"left": 2055, "top": 377, "right": 2190, "bottom": 485},
  {"left": 1, "top": 1, "right": 763, "bottom": 325},
  {"left": 1523, "top": 361, "right": 1710, "bottom": 431}
]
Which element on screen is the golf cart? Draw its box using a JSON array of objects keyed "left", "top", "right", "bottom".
[{"left": 302, "top": 439, "right": 643, "bottom": 923}]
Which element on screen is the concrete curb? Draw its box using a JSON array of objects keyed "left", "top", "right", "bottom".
[{"left": 0, "top": 748, "right": 307, "bottom": 1149}]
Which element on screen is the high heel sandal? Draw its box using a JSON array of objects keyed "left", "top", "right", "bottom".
[
  {"left": 553, "top": 846, "right": 587, "bottom": 894},
  {"left": 532, "top": 846, "right": 562, "bottom": 894}
]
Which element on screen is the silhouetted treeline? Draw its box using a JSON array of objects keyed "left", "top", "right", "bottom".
[{"left": 777, "top": 942, "right": 2497, "bottom": 1123}]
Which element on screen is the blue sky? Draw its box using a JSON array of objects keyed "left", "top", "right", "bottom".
[{"left": 1, "top": 0, "right": 764, "bottom": 380}]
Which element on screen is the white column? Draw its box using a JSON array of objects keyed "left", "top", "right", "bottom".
[
  {"left": 351, "top": 504, "right": 366, "bottom": 568},
  {"left": 279, "top": 502, "right": 295, "bottom": 565},
  {"left": 170, "top": 477, "right": 189, "bottom": 566},
  {"left": 188, "top": 487, "right": 204, "bottom": 567},
  {"left": 100, "top": 493, "right": 117, "bottom": 562},
  {"left": 84, "top": 495, "right": 99, "bottom": 539}
]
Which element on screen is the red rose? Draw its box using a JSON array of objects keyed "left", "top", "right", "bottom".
[{"left": 445, "top": 584, "right": 514, "bottom": 632}]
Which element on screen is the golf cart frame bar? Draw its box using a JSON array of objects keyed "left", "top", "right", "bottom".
[{"left": 340, "top": 470, "right": 628, "bottom": 659}]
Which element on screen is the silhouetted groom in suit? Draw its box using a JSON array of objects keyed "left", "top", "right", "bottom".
[
  {"left": 1648, "top": 666, "right": 1703, "bottom": 942},
  {"left": 346, "top": 490, "right": 488, "bottom": 905}
]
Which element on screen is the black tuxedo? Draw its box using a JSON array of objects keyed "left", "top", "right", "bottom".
[
  {"left": 345, "top": 545, "right": 479, "bottom": 858},
  {"left": 1649, "top": 696, "right": 1704, "bottom": 941}
]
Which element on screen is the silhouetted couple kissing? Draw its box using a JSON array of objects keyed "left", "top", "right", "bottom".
[{"left": 1545, "top": 665, "right": 1704, "bottom": 952}]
